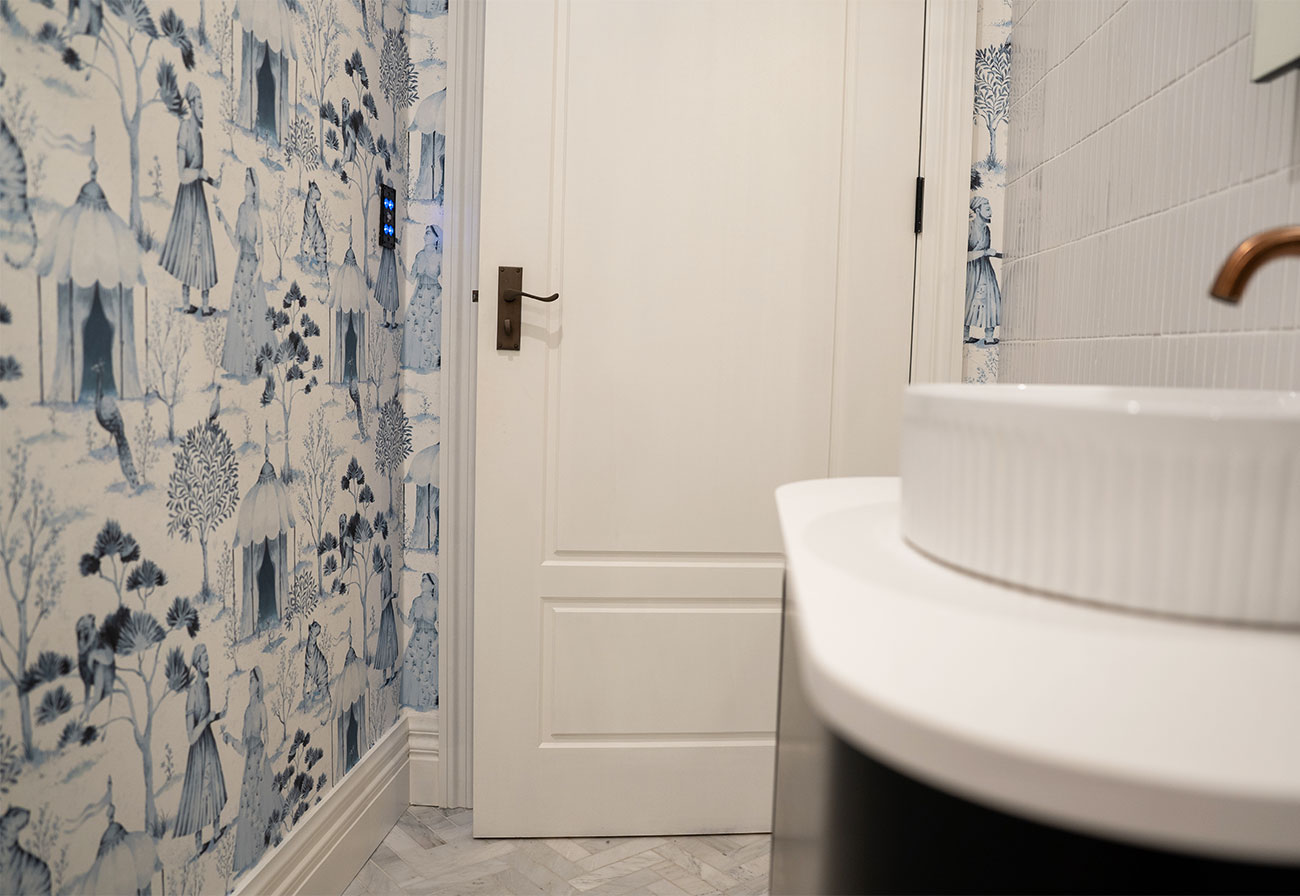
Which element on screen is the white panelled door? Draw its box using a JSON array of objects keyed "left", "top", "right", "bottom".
[{"left": 474, "top": 0, "right": 925, "bottom": 836}]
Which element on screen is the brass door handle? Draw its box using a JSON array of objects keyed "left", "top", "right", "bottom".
[{"left": 497, "top": 266, "right": 559, "bottom": 350}]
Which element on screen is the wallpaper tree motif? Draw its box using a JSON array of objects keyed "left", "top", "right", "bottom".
[
  {"left": 973, "top": 39, "right": 1011, "bottom": 171},
  {"left": 0, "top": 0, "right": 446, "bottom": 889}
]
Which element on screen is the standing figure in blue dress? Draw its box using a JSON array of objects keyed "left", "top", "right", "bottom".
[
  {"left": 159, "top": 83, "right": 220, "bottom": 316},
  {"left": 215, "top": 168, "right": 274, "bottom": 378},
  {"left": 223, "top": 667, "right": 280, "bottom": 875},
  {"left": 173, "top": 644, "right": 228, "bottom": 854},
  {"left": 400, "top": 573, "right": 439, "bottom": 711},
  {"left": 404, "top": 224, "right": 442, "bottom": 370},
  {"left": 373, "top": 546, "right": 399, "bottom": 683},
  {"left": 964, "top": 195, "right": 1002, "bottom": 346}
]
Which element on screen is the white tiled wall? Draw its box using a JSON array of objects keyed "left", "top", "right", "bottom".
[{"left": 1001, "top": 0, "right": 1300, "bottom": 389}]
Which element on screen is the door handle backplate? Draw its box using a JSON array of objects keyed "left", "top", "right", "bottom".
[
  {"left": 497, "top": 266, "right": 560, "bottom": 351},
  {"left": 497, "top": 266, "right": 523, "bottom": 350}
]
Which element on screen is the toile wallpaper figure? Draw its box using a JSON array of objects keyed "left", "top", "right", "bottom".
[
  {"left": 302, "top": 181, "right": 330, "bottom": 280},
  {"left": 302, "top": 619, "right": 332, "bottom": 712},
  {"left": 0, "top": 0, "right": 443, "bottom": 890},
  {"left": 404, "top": 223, "right": 442, "bottom": 371},
  {"left": 0, "top": 106, "right": 38, "bottom": 271},
  {"left": 400, "top": 572, "right": 439, "bottom": 711},
  {"left": 962, "top": 0, "right": 1011, "bottom": 383},
  {"left": 75, "top": 613, "right": 116, "bottom": 721},
  {"left": 174, "top": 644, "right": 228, "bottom": 855},
  {"left": 216, "top": 167, "right": 275, "bottom": 379},
  {"left": 964, "top": 195, "right": 1002, "bottom": 347},
  {"left": 222, "top": 666, "right": 280, "bottom": 875},
  {"left": 159, "top": 83, "right": 221, "bottom": 316},
  {"left": 0, "top": 807, "right": 50, "bottom": 896},
  {"left": 373, "top": 544, "right": 400, "bottom": 683}
]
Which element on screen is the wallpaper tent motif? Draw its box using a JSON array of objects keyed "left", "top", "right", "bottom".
[
  {"left": 334, "top": 637, "right": 368, "bottom": 779},
  {"left": 408, "top": 0, "right": 447, "bottom": 15},
  {"left": 37, "top": 153, "right": 145, "bottom": 403},
  {"left": 406, "top": 443, "right": 439, "bottom": 553},
  {"left": 234, "top": 443, "right": 297, "bottom": 638},
  {"left": 329, "top": 245, "right": 369, "bottom": 384},
  {"left": 409, "top": 88, "right": 445, "bottom": 203},
  {"left": 236, "top": 0, "right": 298, "bottom": 145}
]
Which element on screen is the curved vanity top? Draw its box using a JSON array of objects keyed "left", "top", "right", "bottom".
[{"left": 776, "top": 477, "right": 1300, "bottom": 865}]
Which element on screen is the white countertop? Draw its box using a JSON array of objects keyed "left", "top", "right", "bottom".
[{"left": 776, "top": 477, "right": 1300, "bottom": 865}]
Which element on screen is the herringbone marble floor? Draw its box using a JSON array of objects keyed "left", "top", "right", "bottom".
[{"left": 343, "top": 807, "right": 771, "bottom": 896}]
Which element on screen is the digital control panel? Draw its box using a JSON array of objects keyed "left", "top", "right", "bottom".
[{"left": 379, "top": 184, "right": 397, "bottom": 249}]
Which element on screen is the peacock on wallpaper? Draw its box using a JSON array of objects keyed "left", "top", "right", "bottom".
[{"left": 0, "top": 0, "right": 447, "bottom": 891}]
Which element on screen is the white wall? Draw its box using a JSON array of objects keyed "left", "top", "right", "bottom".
[{"left": 1000, "top": 0, "right": 1300, "bottom": 388}]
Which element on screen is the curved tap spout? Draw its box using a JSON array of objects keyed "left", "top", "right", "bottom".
[{"left": 1210, "top": 226, "right": 1300, "bottom": 302}]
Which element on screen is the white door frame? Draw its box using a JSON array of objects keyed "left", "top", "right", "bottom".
[
  {"left": 912, "top": 0, "right": 978, "bottom": 384},
  {"left": 433, "top": 0, "right": 974, "bottom": 810},
  {"left": 436, "top": 0, "right": 486, "bottom": 810}
]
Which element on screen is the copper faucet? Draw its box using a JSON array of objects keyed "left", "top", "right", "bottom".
[{"left": 1210, "top": 226, "right": 1300, "bottom": 302}]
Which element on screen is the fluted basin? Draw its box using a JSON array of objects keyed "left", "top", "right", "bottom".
[{"left": 900, "top": 384, "right": 1300, "bottom": 627}]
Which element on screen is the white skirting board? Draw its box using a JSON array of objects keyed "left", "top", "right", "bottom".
[
  {"left": 408, "top": 709, "right": 443, "bottom": 806},
  {"left": 233, "top": 717, "right": 412, "bottom": 896}
]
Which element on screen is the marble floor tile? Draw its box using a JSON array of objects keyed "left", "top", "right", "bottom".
[
  {"left": 503, "top": 847, "right": 580, "bottom": 894},
  {"left": 343, "top": 860, "right": 404, "bottom": 896},
  {"left": 344, "top": 808, "right": 771, "bottom": 896},
  {"left": 569, "top": 850, "right": 664, "bottom": 891},
  {"left": 397, "top": 813, "right": 448, "bottom": 851},
  {"left": 575, "top": 838, "right": 667, "bottom": 873},
  {"left": 543, "top": 838, "right": 592, "bottom": 863},
  {"left": 644, "top": 876, "right": 692, "bottom": 896},
  {"left": 645, "top": 860, "right": 719, "bottom": 896},
  {"left": 511, "top": 839, "right": 588, "bottom": 884}
]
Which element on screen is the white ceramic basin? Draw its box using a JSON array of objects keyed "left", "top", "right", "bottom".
[{"left": 900, "top": 384, "right": 1300, "bottom": 627}]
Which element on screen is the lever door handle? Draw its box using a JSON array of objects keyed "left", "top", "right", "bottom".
[
  {"left": 497, "top": 266, "right": 558, "bottom": 351},
  {"left": 504, "top": 289, "right": 560, "bottom": 303}
]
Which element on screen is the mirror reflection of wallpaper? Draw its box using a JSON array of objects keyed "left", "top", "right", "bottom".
[
  {"left": 0, "top": 0, "right": 445, "bottom": 890},
  {"left": 964, "top": 0, "right": 1011, "bottom": 384}
]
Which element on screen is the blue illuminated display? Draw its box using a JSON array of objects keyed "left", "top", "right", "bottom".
[{"left": 378, "top": 183, "right": 397, "bottom": 249}]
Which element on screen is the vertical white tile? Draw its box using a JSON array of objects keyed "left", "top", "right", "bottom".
[
  {"left": 1279, "top": 331, "right": 1297, "bottom": 393},
  {"left": 1001, "top": 0, "right": 1297, "bottom": 388}
]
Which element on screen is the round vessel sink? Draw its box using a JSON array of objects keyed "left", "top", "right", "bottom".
[{"left": 900, "top": 384, "right": 1300, "bottom": 627}]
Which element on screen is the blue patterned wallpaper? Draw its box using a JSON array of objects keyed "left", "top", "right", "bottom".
[
  {"left": 0, "top": 0, "right": 445, "bottom": 890},
  {"left": 964, "top": 0, "right": 1011, "bottom": 384}
]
